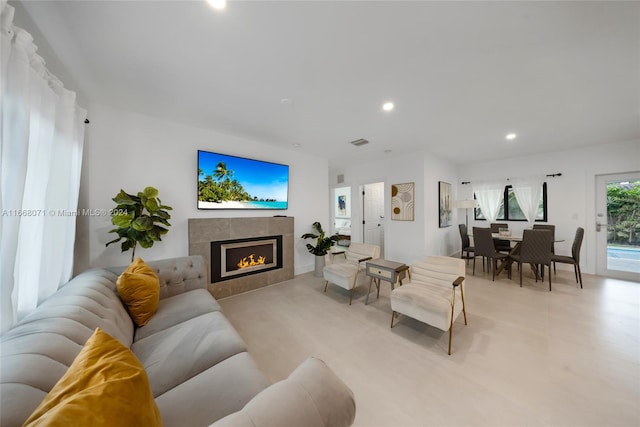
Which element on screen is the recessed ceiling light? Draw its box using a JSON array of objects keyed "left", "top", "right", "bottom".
[
  {"left": 206, "top": 0, "right": 226, "bottom": 10},
  {"left": 506, "top": 133, "right": 517, "bottom": 140},
  {"left": 382, "top": 102, "right": 394, "bottom": 112}
]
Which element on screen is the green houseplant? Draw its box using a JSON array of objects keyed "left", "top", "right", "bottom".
[
  {"left": 106, "top": 186, "right": 173, "bottom": 262},
  {"left": 301, "top": 221, "right": 343, "bottom": 276}
]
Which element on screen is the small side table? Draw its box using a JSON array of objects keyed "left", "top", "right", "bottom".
[{"left": 365, "top": 258, "right": 410, "bottom": 305}]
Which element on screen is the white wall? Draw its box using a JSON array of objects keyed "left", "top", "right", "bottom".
[
  {"left": 424, "top": 153, "right": 460, "bottom": 258},
  {"left": 74, "top": 105, "right": 640, "bottom": 279},
  {"left": 458, "top": 139, "right": 640, "bottom": 275},
  {"left": 330, "top": 150, "right": 460, "bottom": 266},
  {"left": 11, "top": 0, "right": 639, "bottom": 281},
  {"left": 330, "top": 139, "right": 640, "bottom": 276},
  {"left": 77, "top": 103, "right": 328, "bottom": 275}
]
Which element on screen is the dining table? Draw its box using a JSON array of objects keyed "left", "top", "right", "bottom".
[{"left": 492, "top": 233, "right": 523, "bottom": 276}]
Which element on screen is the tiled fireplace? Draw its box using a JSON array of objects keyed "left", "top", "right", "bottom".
[{"left": 188, "top": 217, "right": 294, "bottom": 298}]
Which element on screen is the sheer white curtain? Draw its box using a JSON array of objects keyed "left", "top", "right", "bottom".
[
  {"left": 472, "top": 180, "right": 506, "bottom": 223},
  {"left": 0, "top": 2, "right": 86, "bottom": 332},
  {"left": 511, "top": 175, "right": 545, "bottom": 228}
]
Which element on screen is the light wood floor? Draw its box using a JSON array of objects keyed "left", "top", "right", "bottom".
[{"left": 218, "top": 261, "right": 640, "bottom": 427}]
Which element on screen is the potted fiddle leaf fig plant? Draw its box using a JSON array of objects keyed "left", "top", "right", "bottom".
[
  {"left": 106, "top": 186, "right": 173, "bottom": 262},
  {"left": 301, "top": 221, "right": 343, "bottom": 276}
]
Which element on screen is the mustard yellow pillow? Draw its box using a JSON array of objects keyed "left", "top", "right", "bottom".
[
  {"left": 116, "top": 257, "right": 160, "bottom": 327},
  {"left": 23, "top": 328, "right": 162, "bottom": 426}
]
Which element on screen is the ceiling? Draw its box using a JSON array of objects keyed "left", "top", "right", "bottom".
[{"left": 15, "top": 1, "right": 640, "bottom": 167}]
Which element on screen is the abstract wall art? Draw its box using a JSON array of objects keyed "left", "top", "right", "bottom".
[{"left": 391, "top": 182, "right": 415, "bottom": 221}]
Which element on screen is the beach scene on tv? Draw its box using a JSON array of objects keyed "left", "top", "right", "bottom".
[{"left": 198, "top": 151, "right": 289, "bottom": 209}]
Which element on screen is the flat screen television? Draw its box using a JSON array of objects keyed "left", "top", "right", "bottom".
[{"left": 197, "top": 150, "right": 289, "bottom": 210}]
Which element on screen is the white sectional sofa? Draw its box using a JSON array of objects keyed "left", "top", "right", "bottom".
[{"left": 0, "top": 255, "right": 356, "bottom": 426}]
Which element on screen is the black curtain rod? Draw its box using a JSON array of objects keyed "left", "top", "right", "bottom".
[{"left": 461, "top": 173, "right": 562, "bottom": 185}]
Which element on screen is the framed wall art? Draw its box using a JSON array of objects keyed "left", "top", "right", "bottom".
[
  {"left": 334, "top": 186, "right": 351, "bottom": 218},
  {"left": 391, "top": 182, "right": 415, "bottom": 221},
  {"left": 438, "top": 181, "right": 452, "bottom": 228}
]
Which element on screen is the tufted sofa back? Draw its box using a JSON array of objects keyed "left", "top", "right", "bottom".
[
  {"left": 106, "top": 255, "right": 209, "bottom": 299},
  {"left": 0, "top": 268, "right": 134, "bottom": 426},
  {"left": 0, "top": 255, "right": 209, "bottom": 426}
]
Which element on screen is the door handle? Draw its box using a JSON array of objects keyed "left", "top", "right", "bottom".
[{"left": 596, "top": 222, "right": 607, "bottom": 232}]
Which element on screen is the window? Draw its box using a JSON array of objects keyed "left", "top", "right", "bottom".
[{"left": 475, "top": 183, "right": 547, "bottom": 222}]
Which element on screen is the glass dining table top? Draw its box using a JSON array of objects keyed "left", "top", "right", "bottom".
[
  {"left": 491, "top": 233, "right": 564, "bottom": 243},
  {"left": 467, "top": 232, "right": 564, "bottom": 243},
  {"left": 491, "top": 233, "right": 523, "bottom": 241}
]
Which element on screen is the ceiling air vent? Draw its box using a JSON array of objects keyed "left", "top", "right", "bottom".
[{"left": 350, "top": 138, "right": 369, "bottom": 147}]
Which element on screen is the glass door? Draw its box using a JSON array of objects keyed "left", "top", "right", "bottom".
[{"left": 595, "top": 172, "right": 640, "bottom": 281}]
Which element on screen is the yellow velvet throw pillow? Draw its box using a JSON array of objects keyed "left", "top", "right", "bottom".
[
  {"left": 23, "top": 328, "right": 162, "bottom": 427},
  {"left": 116, "top": 257, "right": 160, "bottom": 327}
]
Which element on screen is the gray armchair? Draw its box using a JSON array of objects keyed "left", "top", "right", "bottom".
[
  {"left": 458, "top": 224, "right": 475, "bottom": 264},
  {"left": 473, "top": 227, "right": 510, "bottom": 281},
  {"left": 510, "top": 229, "right": 553, "bottom": 291},
  {"left": 533, "top": 224, "right": 556, "bottom": 273},
  {"left": 551, "top": 227, "right": 584, "bottom": 288},
  {"left": 490, "top": 222, "right": 512, "bottom": 253}
]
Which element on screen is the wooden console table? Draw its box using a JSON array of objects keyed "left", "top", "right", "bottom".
[{"left": 365, "top": 258, "right": 410, "bottom": 305}]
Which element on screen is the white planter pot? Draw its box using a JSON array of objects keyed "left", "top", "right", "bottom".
[{"left": 314, "top": 255, "right": 325, "bottom": 277}]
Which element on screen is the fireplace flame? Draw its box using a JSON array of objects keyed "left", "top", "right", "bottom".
[{"left": 237, "top": 254, "right": 267, "bottom": 269}]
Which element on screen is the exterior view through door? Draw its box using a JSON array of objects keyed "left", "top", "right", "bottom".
[{"left": 596, "top": 172, "right": 640, "bottom": 281}]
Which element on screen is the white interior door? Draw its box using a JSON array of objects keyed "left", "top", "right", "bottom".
[
  {"left": 595, "top": 172, "right": 640, "bottom": 281},
  {"left": 362, "top": 182, "right": 385, "bottom": 257}
]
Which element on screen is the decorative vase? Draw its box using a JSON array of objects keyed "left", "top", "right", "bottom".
[{"left": 314, "top": 255, "right": 325, "bottom": 277}]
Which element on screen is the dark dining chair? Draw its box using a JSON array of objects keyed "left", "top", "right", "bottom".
[
  {"left": 551, "top": 227, "right": 584, "bottom": 288},
  {"left": 472, "top": 227, "right": 510, "bottom": 281},
  {"left": 490, "top": 222, "right": 512, "bottom": 253},
  {"left": 458, "top": 224, "right": 475, "bottom": 264},
  {"left": 510, "top": 229, "right": 553, "bottom": 291},
  {"left": 533, "top": 224, "right": 556, "bottom": 273}
]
